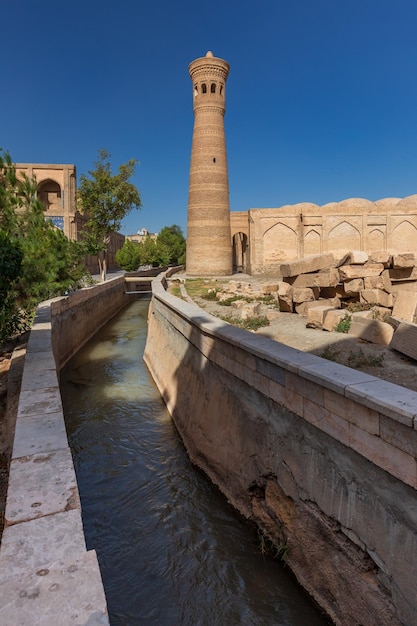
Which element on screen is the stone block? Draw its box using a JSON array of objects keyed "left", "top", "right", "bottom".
[
  {"left": 349, "top": 423, "right": 416, "bottom": 487},
  {"left": 392, "top": 253, "right": 415, "bottom": 269},
  {"left": 306, "top": 305, "right": 335, "bottom": 329},
  {"left": 351, "top": 310, "right": 374, "bottom": 320},
  {"left": 322, "top": 309, "right": 347, "bottom": 331},
  {"left": 277, "top": 281, "right": 293, "bottom": 312},
  {"left": 339, "top": 264, "right": 384, "bottom": 281},
  {"left": 390, "top": 321, "right": 417, "bottom": 361},
  {"left": 344, "top": 278, "right": 364, "bottom": 295},
  {"left": 283, "top": 268, "right": 340, "bottom": 288},
  {"left": 0, "top": 550, "right": 109, "bottom": 626},
  {"left": 369, "top": 251, "right": 392, "bottom": 267},
  {"left": 26, "top": 325, "right": 53, "bottom": 353},
  {"left": 381, "top": 270, "right": 393, "bottom": 292},
  {"left": 364, "top": 275, "right": 385, "bottom": 290},
  {"left": 338, "top": 250, "right": 369, "bottom": 265},
  {"left": 348, "top": 317, "right": 394, "bottom": 345},
  {"left": 391, "top": 289, "right": 417, "bottom": 322},
  {"left": 12, "top": 412, "right": 69, "bottom": 459},
  {"left": 380, "top": 414, "right": 417, "bottom": 457},
  {"left": 17, "top": 387, "right": 63, "bottom": 419},
  {"left": 303, "top": 398, "right": 350, "bottom": 446},
  {"left": 0, "top": 510, "right": 86, "bottom": 579},
  {"left": 278, "top": 281, "right": 292, "bottom": 296},
  {"left": 240, "top": 302, "right": 261, "bottom": 320},
  {"left": 21, "top": 365, "right": 59, "bottom": 393},
  {"left": 295, "top": 297, "right": 341, "bottom": 317},
  {"left": 370, "top": 306, "right": 392, "bottom": 320},
  {"left": 280, "top": 253, "right": 335, "bottom": 278},
  {"left": 5, "top": 448, "right": 80, "bottom": 526},
  {"left": 360, "top": 289, "right": 393, "bottom": 308},
  {"left": 292, "top": 287, "right": 318, "bottom": 304},
  {"left": 323, "top": 389, "right": 379, "bottom": 434},
  {"left": 346, "top": 377, "right": 417, "bottom": 426}
]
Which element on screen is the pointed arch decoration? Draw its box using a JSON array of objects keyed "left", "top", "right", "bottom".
[
  {"left": 263, "top": 222, "right": 298, "bottom": 263},
  {"left": 367, "top": 228, "right": 385, "bottom": 252},
  {"left": 327, "top": 221, "right": 360, "bottom": 253},
  {"left": 391, "top": 220, "right": 417, "bottom": 252},
  {"left": 304, "top": 229, "right": 321, "bottom": 256}
]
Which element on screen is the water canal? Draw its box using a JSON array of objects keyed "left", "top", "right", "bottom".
[{"left": 60, "top": 299, "right": 330, "bottom": 625}]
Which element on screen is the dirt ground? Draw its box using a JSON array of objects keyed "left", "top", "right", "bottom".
[
  {"left": 189, "top": 288, "right": 417, "bottom": 393},
  {"left": 0, "top": 333, "right": 28, "bottom": 538},
  {"left": 1, "top": 281, "right": 417, "bottom": 538}
]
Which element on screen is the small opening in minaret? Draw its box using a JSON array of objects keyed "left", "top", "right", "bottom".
[
  {"left": 220, "top": 85, "right": 223, "bottom": 95},
  {"left": 194, "top": 85, "right": 198, "bottom": 96},
  {"left": 211, "top": 83, "right": 216, "bottom": 93},
  {"left": 213, "top": 158, "right": 216, "bottom": 163},
  {"left": 202, "top": 83, "right": 207, "bottom": 94}
]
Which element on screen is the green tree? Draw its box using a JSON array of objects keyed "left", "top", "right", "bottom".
[
  {"left": 0, "top": 150, "right": 87, "bottom": 343},
  {"left": 157, "top": 224, "right": 186, "bottom": 265},
  {"left": 138, "top": 236, "right": 170, "bottom": 267},
  {"left": 78, "top": 150, "right": 142, "bottom": 280},
  {"left": 115, "top": 239, "right": 142, "bottom": 272},
  {"left": 0, "top": 230, "right": 23, "bottom": 342},
  {"left": 0, "top": 150, "right": 19, "bottom": 235}
]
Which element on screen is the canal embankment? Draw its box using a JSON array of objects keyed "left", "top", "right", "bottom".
[
  {"left": 2, "top": 266, "right": 417, "bottom": 625},
  {"left": 0, "top": 276, "right": 132, "bottom": 625},
  {"left": 144, "top": 270, "right": 417, "bottom": 626}
]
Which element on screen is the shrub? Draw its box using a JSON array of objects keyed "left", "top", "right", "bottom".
[{"left": 334, "top": 313, "right": 352, "bottom": 333}]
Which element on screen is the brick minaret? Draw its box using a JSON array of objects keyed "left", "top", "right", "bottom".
[{"left": 186, "top": 51, "right": 232, "bottom": 276}]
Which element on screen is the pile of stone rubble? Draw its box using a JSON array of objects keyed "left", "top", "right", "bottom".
[{"left": 217, "top": 252, "right": 417, "bottom": 359}]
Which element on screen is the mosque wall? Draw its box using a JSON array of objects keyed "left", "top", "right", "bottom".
[
  {"left": 15, "top": 163, "right": 77, "bottom": 240},
  {"left": 230, "top": 195, "right": 417, "bottom": 275}
]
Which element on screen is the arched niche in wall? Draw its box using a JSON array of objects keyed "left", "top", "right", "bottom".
[
  {"left": 37, "top": 179, "right": 62, "bottom": 212},
  {"left": 304, "top": 229, "right": 321, "bottom": 256},
  {"left": 232, "top": 232, "right": 248, "bottom": 273},
  {"left": 327, "top": 221, "right": 360, "bottom": 253},
  {"left": 367, "top": 228, "right": 385, "bottom": 252},
  {"left": 391, "top": 220, "right": 417, "bottom": 252},
  {"left": 263, "top": 222, "right": 298, "bottom": 263}
]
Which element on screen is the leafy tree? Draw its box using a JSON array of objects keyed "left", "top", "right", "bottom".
[
  {"left": 0, "top": 230, "right": 23, "bottom": 342},
  {"left": 115, "top": 239, "right": 142, "bottom": 272},
  {"left": 78, "top": 150, "right": 141, "bottom": 280},
  {"left": 0, "top": 150, "right": 19, "bottom": 235},
  {"left": 157, "top": 224, "right": 186, "bottom": 265},
  {"left": 0, "top": 150, "right": 87, "bottom": 343},
  {"left": 116, "top": 235, "right": 174, "bottom": 271},
  {"left": 137, "top": 236, "right": 170, "bottom": 267}
]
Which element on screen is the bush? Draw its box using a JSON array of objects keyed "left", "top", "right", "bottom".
[{"left": 334, "top": 313, "right": 352, "bottom": 333}]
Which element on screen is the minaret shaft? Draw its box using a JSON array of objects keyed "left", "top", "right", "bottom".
[{"left": 186, "top": 52, "right": 232, "bottom": 276}]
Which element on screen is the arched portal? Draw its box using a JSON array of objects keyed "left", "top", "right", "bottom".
[
  {"left": 37, "top": 179, "right": 62, "bottom": 211},
  {"left": 232, "top": 232, "right": 248, "bottom": 273},
  {"left": 37, "top": 179, "right": 65, "bottom": 230}
]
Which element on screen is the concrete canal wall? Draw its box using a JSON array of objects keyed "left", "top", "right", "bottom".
[
  {"left": 144, "top": 271, "right": 417, "bottom": 626},
  {"left": 0, "top": 276, "right": 130, "bottom": 625}
]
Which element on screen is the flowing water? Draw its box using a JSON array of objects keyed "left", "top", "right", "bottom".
[{"left": 60, "top": 300, "right": 330, "bottom": 626}]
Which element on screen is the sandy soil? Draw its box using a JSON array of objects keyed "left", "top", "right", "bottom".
[{"left": 191, "top": 293, "right": 417, "bottom": 393}]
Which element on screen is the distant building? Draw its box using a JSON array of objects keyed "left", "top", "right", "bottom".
[
  {"left": 126, "top": 228, "right": 158, "bottom": 243},
  {"left": 15, "top": 162, "right": 124, "bottom": 273},
  {"left": 15, "top": 163, "right": 78, "bottom": 240}
]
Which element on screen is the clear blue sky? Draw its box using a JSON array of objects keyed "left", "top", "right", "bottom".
[{"left": 3, "top": 0, "right": 417, "bottom": 236}]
